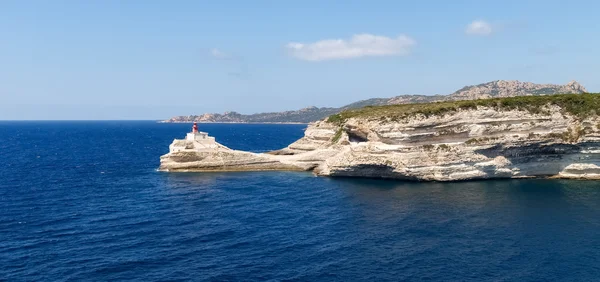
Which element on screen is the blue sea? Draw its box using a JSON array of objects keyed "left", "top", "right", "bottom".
[{"left": 2, "top": 121, "right": 600, "bottom": 281}]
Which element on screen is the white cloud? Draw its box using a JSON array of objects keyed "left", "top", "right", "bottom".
[
  {"left": 466, "top": 20, "right": 493, "bottom": 36},
  {"left": 286, "top": 33, "right": 416, "bottom": 62},
  {"left": 210, "top": 48, "right": 231, "bottom": 59}
]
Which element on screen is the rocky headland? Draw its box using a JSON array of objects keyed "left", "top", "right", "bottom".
[
  {"left": 159, "top": 93, "right": 600, "bottom": 181},
  {"left": 161, "top": 80, "right": 587, "bottom": 123}
]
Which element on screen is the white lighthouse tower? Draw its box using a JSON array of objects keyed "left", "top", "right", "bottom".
[
  {"left": 169, "top": 122, "right": 223, "bottom": 153},
  {"left": 186, "top": 122, "right": 210, "bottom": 141}
]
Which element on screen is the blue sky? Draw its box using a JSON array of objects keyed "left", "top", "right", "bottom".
[{"left": 1, "top": 0, "right": 598, "bottom": 120}]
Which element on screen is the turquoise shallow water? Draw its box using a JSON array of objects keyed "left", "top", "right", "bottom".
[{"left": 1, "top": 121, "right": 600, "bottom": 281}]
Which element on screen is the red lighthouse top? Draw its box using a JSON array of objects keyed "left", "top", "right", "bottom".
[{"left": 192, "top": 122, "right": 198, "bottom": 133}]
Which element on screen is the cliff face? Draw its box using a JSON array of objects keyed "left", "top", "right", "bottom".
[
  {"left": 159, "top": 94, "right": 600, "bottom": 181},
  {"left": 160, "top": 80, "right": 587, "bottom": 123},
  {"left": 313, "top": 106, "right": 600, "bottom": 181}
]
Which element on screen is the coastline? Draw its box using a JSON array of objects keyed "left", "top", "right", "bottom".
[{"left": 160, "top": 94, "right": 600, "bottom": 181}]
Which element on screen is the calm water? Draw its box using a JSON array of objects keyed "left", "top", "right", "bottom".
[{"left": 1, "top": 121, "right": 600, "bottom": 281}]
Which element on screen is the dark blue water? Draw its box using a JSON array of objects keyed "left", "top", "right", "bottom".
[{"left": 2, "top": 121, "right": 600, "bottom": 281}]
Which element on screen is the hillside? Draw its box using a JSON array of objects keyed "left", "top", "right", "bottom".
[
  {"left": 160, "top": 80, "right": 587, "bottom": 123},
  {"left": 328, "top": 93, "right": 600, "bottom": 123}
]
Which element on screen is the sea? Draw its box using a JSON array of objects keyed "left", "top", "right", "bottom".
[{"left": 1, "top": 121, "right": 600, "bottom": 281}]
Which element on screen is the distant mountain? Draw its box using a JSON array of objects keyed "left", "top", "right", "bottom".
[
  {"left": 160, "top": 80, "right": 588, "bottom": 123},
  {"left": 447, "top": 80, "right": 586, "bottom": 100},
  {"left": 162, "top": 107, "right": 340, "bottom": 123}
]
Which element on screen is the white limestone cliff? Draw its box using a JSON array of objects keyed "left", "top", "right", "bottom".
[{"left": 159, "top": 100, "right": 600, "bottom": 181}]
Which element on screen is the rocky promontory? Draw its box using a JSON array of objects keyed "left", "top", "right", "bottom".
[{"left": 159, "top": 93, "right": 600, "bottom": 181}]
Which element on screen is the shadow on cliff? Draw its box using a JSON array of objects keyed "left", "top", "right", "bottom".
[{"left": 475, "top": 141, "right": 600, "bottom": 177}]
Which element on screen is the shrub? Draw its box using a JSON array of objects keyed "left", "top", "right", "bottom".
[
  {"left": 327, "top": 114, "right": 344, "bottom": 125},
  {"left": 438, "top": 144, "right": 450, "bottom": 151},
  {"left": 331, "top": 128, "right": 343, "bottom": 143}
]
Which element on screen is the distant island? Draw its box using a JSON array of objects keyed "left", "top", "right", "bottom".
[{"left": 160, "top": 80, "right": 587, "bottom": 123}]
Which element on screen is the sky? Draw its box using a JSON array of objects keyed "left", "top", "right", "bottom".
[{"left": 1, "top": 0, "right": 599, "bottom": 120}]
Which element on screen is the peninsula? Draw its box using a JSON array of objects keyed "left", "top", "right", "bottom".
[{"left": 160, "top": 93, "right": 600, "bottom": 181}]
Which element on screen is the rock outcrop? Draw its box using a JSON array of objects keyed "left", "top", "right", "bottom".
[
  {"left": 160, "top": 80, "right": 587, "bottom": 123},
  {"left": 159, "top": 94, "right": 600, "bottom": 181}
]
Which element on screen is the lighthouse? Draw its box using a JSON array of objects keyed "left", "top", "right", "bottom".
[
  {"left": 186, "top": 122, "right": 209, "bottom": 141},
  {"left": 167, "top": 122, "right": 230, "bottom": 153}
]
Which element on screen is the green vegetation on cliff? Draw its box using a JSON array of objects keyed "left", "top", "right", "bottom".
[
  {"left": 331, "top": 128, "right": 343, "bottom": 143},
  {"left": 328, "top": 93, "right": 599, "bottom": 124}
]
